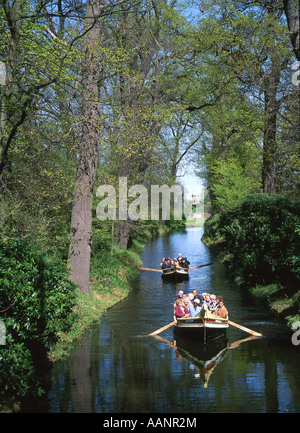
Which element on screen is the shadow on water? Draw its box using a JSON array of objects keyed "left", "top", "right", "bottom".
[{"left": 21, "top": 227, "right": 300, "bottom": 413}]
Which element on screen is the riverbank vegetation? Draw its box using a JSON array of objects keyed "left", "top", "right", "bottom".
[
  {"left": 202, "top": 194, "right": 300, "bottom": 328},
  {"left": 0, "top": 0, "right": 299, "bottom": 410},
  {"left": 0, "top": 222, "right": 160, "bottom": 409}
]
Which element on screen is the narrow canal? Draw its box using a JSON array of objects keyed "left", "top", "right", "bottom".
[{"left": 27, "top": 228, "right": 300, "bottom": 413}]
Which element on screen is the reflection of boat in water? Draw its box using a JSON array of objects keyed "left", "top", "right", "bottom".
[
  {"left": 174, "top": 305, "right": 229, "bottom": 343},
  {"left": 161, "top": 267, "right": 189, "bottom": 281},
  {"left": 153, "top": 334, "right": 260, "bottom": 388},
  {"left": 175, "top": 336, "right": 229, "bottom": 387}
]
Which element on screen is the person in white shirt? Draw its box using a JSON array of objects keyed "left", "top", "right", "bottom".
[{"left": 189, "top": 298, "right": 202, "bottom": 317}]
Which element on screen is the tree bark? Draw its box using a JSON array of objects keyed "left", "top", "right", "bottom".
[
  {"left": 283, "top": 0, "right": 300, "bottom": 61},
  {"left": 114, "top": 221, "right": 131, "bottom": 250},
  {"left": 70, "top": 0, "right": 102, "bottom": 294},
  {"left": 262, "top": 58, "right": 282, "bottom": 194}
]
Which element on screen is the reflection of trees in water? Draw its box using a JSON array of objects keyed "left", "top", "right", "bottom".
[
  {"left": 70, "top": 339, "right": 92, "bottom": 413},
  {"left": 63, "top": 330, "right": 299, "bottom": 413},
  {"left": 48, "top": 321, "right": 300, "bottom": 413},
  {"left": 110, "top": 333, "right": 182, "bottom": 412}
]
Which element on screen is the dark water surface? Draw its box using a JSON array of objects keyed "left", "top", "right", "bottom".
[{"left": 28, "top": 228, "right": 300, "bottom": 413}]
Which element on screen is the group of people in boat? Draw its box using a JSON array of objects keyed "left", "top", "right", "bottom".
[
  {"left": 174, "top": 289, "right": 228, "bottom": 319},
  {"left": 160, "top": 254, "right": 190, "bottom": 269}
]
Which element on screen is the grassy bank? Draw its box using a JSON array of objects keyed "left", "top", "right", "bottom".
[
  {"left": 185, "top": 217, "right": 206, "bottom": 227},
  {"left": 49, "top": 222, "right": 179, "bottom": 361},
  {"left": 249, "top": 283, "right": 300, "bottom": 329},
  {"left": 49, "top": 234, "right": 147, "bottom": 361}
]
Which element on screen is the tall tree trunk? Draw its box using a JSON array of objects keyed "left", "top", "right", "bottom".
[
  {"left": 0, "top": 0, "right": 24, "bottom": 177},
  {"left": 114, "top": 221, "right": 131, "bottom": 250},
  {"left": 70, "top": 0, "right": 101, "bottom": 294},
  {"left": 283, "top": 0, "right": 300, "bottom": 61},
  {"left": 262, "top": 62, "right": 282, "bottom": 194},
  {"left": 262, "top": 90, "right": 278, "bottom": 194}
]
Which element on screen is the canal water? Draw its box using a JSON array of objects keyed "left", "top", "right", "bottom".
[{"left": 27, "top": 227, "right": 300, "bottom": 413}]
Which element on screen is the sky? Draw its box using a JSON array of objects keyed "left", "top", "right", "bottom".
[{"left": 178, "top": 173, "right": 205, "bottom": 201}]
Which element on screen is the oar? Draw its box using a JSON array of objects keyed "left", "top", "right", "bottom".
[
  {"left": 189, "top": 262, "right": 213, "bottom": 271},
  {"left": 138, "top": 267, "right": 162, "bottom": 273},
  {"left": 148, "top": 320, "right": 176, "bottom": 336},
  {"left": 139, "top": 263, "right": 213, "bottom": 272},
  {"left": 228, "top": 320, "right": 263, "bottom": 337}
]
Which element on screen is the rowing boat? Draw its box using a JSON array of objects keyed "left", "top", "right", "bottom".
[
  {"left": 161, "top": 266, "right": 189, "bottom": 281},
  {"left": 174, "top": 304, "right": 229, "bottom": 343}
]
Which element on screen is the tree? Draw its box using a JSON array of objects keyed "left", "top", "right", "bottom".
[
  {"left": 283, "top": 0, "right": 299, "bottom": 60},
  {"left": 157, "top": 110, "right": 203, "bottom": 184},
  {"left": 210, "top": 158, "right": 261, "bottom": 213},
  {"left": 0, "top": 0, "right": 84, "bottom": 258},
  {"left": 0, "top": 0, "right": 82, "bottom": 177},
  {"left": 69, "top": 0, "right": 103, "bottom": 294},
  {"left": 93, "top": 0, "right": 197, "bottom": 247},
  {"left": 191, "top": 0, "right": 295, "bottom": 200}
]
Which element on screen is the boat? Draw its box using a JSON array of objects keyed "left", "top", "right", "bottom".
[
  {"left": 161, "top": 266, "right": 189, "bottom": 281},
  {"left": 174, "top": 304, "right": 229, "bottom": 343}
]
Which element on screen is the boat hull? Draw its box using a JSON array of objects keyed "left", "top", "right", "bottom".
[
  {"left": 174, "top": 322, "right": 227, "bottom": 343},
  {"left": 161, "top": 267, "right": 189, "bottom": 281},
  {"left": 174, "top": 307, "right": 229, "bottom": 343}
]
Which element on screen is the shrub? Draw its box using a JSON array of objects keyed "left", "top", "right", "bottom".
[
  {"left": 0, "top": 237, "right": 77, "bottom": 400},
  {"left": 202, "top": 213, "right": 224, "bottom": 245},
  {"left": 203, "top": 194, "right": 300, "bottom": 286}
]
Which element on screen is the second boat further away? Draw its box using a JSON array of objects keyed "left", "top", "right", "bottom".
[
  {"left": 138, "top": 260, "right": 213, "bottom": 281},
  {"left": 161, "top": 255, "right": 190, "bottom": 281},
  {"left": 161, "top": 266, "right": 189, "bottom": 281}
]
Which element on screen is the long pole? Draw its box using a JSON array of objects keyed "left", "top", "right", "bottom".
[
  {"left": 148, "top": 321, "right": 176, "bottom": 336},
  {"left": 228, "top": 320, "right": 262, "bottom": 337}
]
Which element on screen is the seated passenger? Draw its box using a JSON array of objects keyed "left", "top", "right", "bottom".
[
  {"left": 188, "top": 293, "right": 194, "bottom": 303},
  {"left": 214, "top": 300, "right": 228, "bottom": 318},
  {"left": 201, "top": 292, "right": 207, "bottom": 302},
  {"left": 174, "top": 290, "right": 184, "bottom": 306},
  {"left": 174, "top": 299, "right": 190, "bottom": 318},
  {"left": 192, "top": 289, "right": 202, "bottom": 303},
  {"left": 214, "top": 295, "right": 224, "bottom": 311},
  {"left": 177, "top": 253, "right": 183, "bottom": 263},
  {"left": 160, "top": 257, "right": 165, "bottom": 268},
  {"left": 183, "top": 296, "right": 192, "bottom": 308},
  {"left": 209, "top": 294, "right": 218, "bottom": 313},
  {"left": 202, "top": 294, "right": 212, "bottom": 309},
  {"left": 162, "top": 258, "right": 171, "bottom": 269},
  {"left": 176, "top": 290, "right": 184, "bottom": 299},
  {"left": 180, "top": 258, "right": 189, "bottom": 269},
  {"left": 189, "top": 298, "right": 202, "bottom": 317},
  {"left": 171, "top": 258, "right": 178, "bottom": 268}
]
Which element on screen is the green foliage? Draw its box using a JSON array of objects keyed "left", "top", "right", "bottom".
[
  {"left": 202, "top": 213, "right": 223, "bottom": 245},
  {"left": 211, "top": 158, "right": 261, "bottom": 212},
  {"left": 203, "top": 194, "right": 300, "bottom": 286},
  {"left": 0, "top": 125, "right": 75, "bottom": 260},
  {"left": 0, "top": 237, "right": 77, "bottom": 400}
]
